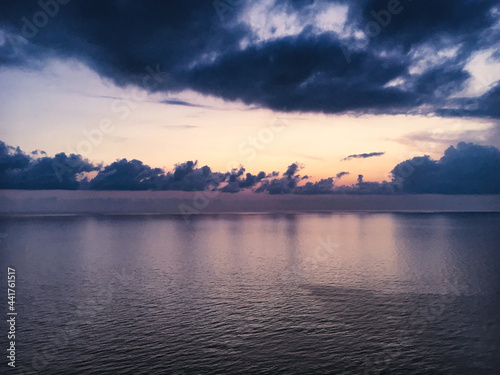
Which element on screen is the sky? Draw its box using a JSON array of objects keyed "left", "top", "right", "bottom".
[{"left": 0, "top": 0, "right": 500, "bottom": 190}]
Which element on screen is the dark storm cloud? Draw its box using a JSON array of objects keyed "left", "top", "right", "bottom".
[
  {"left": 0, "top": 0, "right": 246, "bottom": 89},
  {"left": 342, "top": 152, "right": 385, "bottom": 161},
  {"left": 344, "top": 0, "right": 496, "bottom": 50},
  {"left": 472, "top": 84, "right": 500, "bottom": 119},
  {"left": 437, "top": 83, "right": 500, "bottom": 119},
  {"left": 0, "top": 1, "right": 498, "bottom": 117},
  {"left": 411, "top": 66, "right": 470, "bottom": 98},
  {"left": 187, "top": 33, "right": 416, "bottom": 114},
  {"left": 391, "top": 142, "right": 500, "bottom": 194}
]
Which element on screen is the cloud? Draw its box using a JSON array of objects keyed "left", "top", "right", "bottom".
[
  {"left": 391, "top": 142, "right": 500, "bottom": 193},
  {"left": 89, "top": 159, "right": 226, "bottom": 191},
  {"left": 0, "top": 141, "right": 97, "bottom": 189},
  {"left": 437, "top": 82, "right": 500, "bottom": 119},
  {"left": 187, "top": 32, "right": 415, "bottom": 114},
  {"left": 293, "top": 170, "right": 391, "bottom": 195},
  {"left": 295, "top": 178, "right": 335, "bottom": 195},
  {"left": 160, "top": 99, "right": 208, "bottom": 108},
  {"left": 335, "top": 171, "right": 350, "bottom": 179},
  {"left": 1, "top": 140, "right": 499, "bottom": 194},
  {"left": 155, "top": 161, "right": 225, "bottom": 192},
  {"left": 394, "top": 123, "right": 500, "bottom": 152},
  {"left": 89, "top": 159, "right": 163, "bottom": 191},
  {"left": 284, "top": 162, "right": 301, "bottom": 179},
  {"left": 0, "top": 141, "right": 30, "bottom": 173},
  {"left": 239, "top": 171, "right": 267, "bottom": 188},
  {"left": 344, "top": 0, "right": 496, "bottom": 50},
  {"left": 342, "top": 152, "right": 385, "bottom": 161},
  {"left": 0, "top": 1, "right": 498, "bottom": 117},
  {"left": 256, "top": 162, "right": 303, "bottom": 194},
  {"left": 220, "top": 168, "right": 267, "bottom": 193},
  {"left": 220, "top": 166, "right": 246, "bottom": 193}
]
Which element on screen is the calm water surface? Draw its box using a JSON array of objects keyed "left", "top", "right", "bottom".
[{"left": 0, "top": 213, "right": 499, "bottom": 374}]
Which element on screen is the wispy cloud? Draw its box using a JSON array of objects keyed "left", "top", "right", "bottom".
[
  {"left": 392, "top": 123, "right": 500, "bottom": 151},
  {"left": 160, "top": 99, "right": 209, "bottom": 108},
  {"left": 342, "top": 152, "right": 385, "bottom": 161}
]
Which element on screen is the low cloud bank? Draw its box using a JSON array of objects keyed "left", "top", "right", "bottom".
[
  {"left": 0, "top": 141, "right": 97, "bottom": 189},
  {"left": 1, "top": 140, "right": 499, "bottom": 194},
  {"left": 391, "top": 142, "right": 500, "bottom": 194}
]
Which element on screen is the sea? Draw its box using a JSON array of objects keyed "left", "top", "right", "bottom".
[{"left": 0, "top": 213, "right": 499, "bottom": 374}]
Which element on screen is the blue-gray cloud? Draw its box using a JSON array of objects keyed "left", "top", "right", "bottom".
[
  {"left": 391, "top": 142, "right": 500, "bottom": 194},
  {"left": 342, "top": 152, "right": 385, "bottom": 161},
  {"left": 0, "top": 141, "right": 97, "bottom": 189},
  {"left": 160, "top": 99, "right": 208, "bottom": 108},
  {"left": 255, "top": 163, "right": 303, "bottom": 194},
  {"left": 336, "top": 171, "right": 350, "bottom": 179},
  {"left": 1, "top": 140, "right": 499, "bottom": 194},
  {"left": 0, "top": 1, "right": 498, "bottom": 117},
  {"left": 89, "top": 160, "right": 227, "bottom": 192}
]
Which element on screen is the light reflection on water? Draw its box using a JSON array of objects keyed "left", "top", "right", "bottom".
[{"left": 0, "top": 213, "right": 499, "bottom": 374}]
